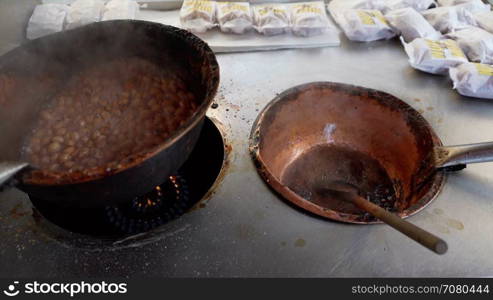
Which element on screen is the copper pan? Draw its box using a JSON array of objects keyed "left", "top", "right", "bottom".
[{"left": 249, "top": 82, "right": 493, "bottom": 224}]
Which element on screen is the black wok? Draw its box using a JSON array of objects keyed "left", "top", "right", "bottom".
[{"left": 0, "top": 20, "right": 219, "bottom": 207}]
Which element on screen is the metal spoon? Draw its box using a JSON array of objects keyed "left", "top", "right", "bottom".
[{"left": 323, "top": 181, "right": 448, "bottom": 255}]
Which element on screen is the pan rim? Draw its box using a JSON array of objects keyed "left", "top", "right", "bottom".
[{"left": 7, "top": 20, "right": 220, "bottom": 186}]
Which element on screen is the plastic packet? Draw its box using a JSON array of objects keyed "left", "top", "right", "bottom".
[
  {"left": 102, "top": 0, "right": 139, "bottom": 21},
  {"left": 437, "top": 0, "right": 482, "bottom": 6},
  {"left": 385, "top": 7, "right": 441, "bottom": 42},
  {"left": 27, "top": 4, "right": 69, "bottom": 40},
  {"left": 340, "top": 9, "right": 396, "bottom": 41},
  {"left": 456, "top": 0, "right": 491, "bottom": 20},
  {"left": 437, "top": 0, "right": 472, "bottom": 5},
  {"left": 217, "top": 2, "right": 253, "bottom": 34},
  {"left": 252, "top": 4, "right": 289, "bottom": 36},
  {"left": 65, "top": 0, "right": 104, "bottom": 30},
  {"left": 421, "top": 6, "right": 469, "bottom": 33},
  {"left": 290, "top": 1, "right": 330, "bottom": 37},
  {"left": 446, "top": 27, "right": 493, "bottom": 64},
  {"left": 469, "top": 11, "right": 493, "bottom": 33},
  {"left": 449, "top": 62, "right": 493, "bottom": 99},
  {"left": 180, "top": 0, "right": 216, "bottom": 33},
  {"left": 328, "top": 0, "right": 374, "bottom": 26},
  {"left": 402, "top": 37, "right": 468, "bottom": 74},
  {"left": 376, "top": 0, "right": 436, "bottom": 13}
]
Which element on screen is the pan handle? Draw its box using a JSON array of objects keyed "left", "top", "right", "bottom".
[
  {"left": 0, "top": 161, "right": 29, "bottom": 188},
  {"left": 435, "top": 142, "right": 493, "bottom": 168}
]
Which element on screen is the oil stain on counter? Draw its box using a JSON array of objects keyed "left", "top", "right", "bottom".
[
  {"left": 421, "top": 208, "right": 464, "bottom": 234},
  {"left": 294, "top": 238, "right": 306, "bottom": 247}
]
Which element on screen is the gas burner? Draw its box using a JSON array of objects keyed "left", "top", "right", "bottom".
[
  {"left": 29, "top": 117, "right": 225, "bottom": 241},
  {"left": 105, "top": 175, "right": 191, "bottom": 234}
]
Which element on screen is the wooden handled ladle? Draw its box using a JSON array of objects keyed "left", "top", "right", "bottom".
[{"left": 323, "top": 181, "right": 448, "bottom": 255}]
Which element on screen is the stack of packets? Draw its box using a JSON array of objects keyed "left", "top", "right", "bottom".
[
  {"left": 26, "top": 0, "right": 139, "bottom": 40},
  {"left": 328, "top": 0, "right": 493, "bottom": 99},
  {"left": 179, "top": 0, "right": 331, "bottom": 37}
]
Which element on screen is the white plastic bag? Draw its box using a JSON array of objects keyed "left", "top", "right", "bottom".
[
  {"left": 402, "top": 37, "right": 468, "bottom": 74},
  {"left": 449, "top": 62, "right": 493, "bottom": 99},
  {"left": 180, "top": 0, "right": 216, "bottom": 33},
  {"left": 27, "top": 4, "right": 69, "bottom": 40},
  {"left": 470, "top": 11, "right": 493, "bottom": 33},
  {"left": 65, "top": 0, "right": 104, "bottom": 30},
  {"left": 385, "top": 7, "right": 441, "bottom": 41},
  {"left": 377, "top": 0, "right": 436, "bottom": 13},
  {"left": 289, "top": 1, "right": 330, "bottom": 37},
  {"left": 252, "top": 4, "right": 290, "bottom": 36},
  {"left": 452, "top": 1, "right": 491, "bottom": 27},
  {"left": 340, "top": 9, "right": 396, "bottom": 41},
  {"left": 102, "top": 0, "right": 139, "bottom": 21},
  {"left": 421, "top": 6, "right": 468, "bottom": 33},
  {"left": 437, "top": 0, "right": 475, "bottom": 6},
  {"left": 217, "top": 2, "right": 253, "bottom": 34},
  {"left": 328, "top": 0, "right": 393, "bottom": 28},
  {"left": 455, "top": 0, "right": 491, "bottom": 21},
  {"left": 446, "top": 27, "right": 493, "bottom": 64}
]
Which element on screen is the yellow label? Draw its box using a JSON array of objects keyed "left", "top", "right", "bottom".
[
  {"left": 184, "top": 0, "right": 213, "bottom": 13},
  {"left": 258, "top": 6, "right": 286, "bottom": 16},
  {"left": 357, "top": 10, "right": 388, "bottom": 26},
  {"left": 220, "top": 2, "right": 249, "bottom": 14},
  {"left": 293, "top": 4, "right": 321, "bottom": 14},
  {"left": 424, "top": 39, "right": 465, "bottom": 60},
  {"left": 475, "top": 63, "right": 493, "bottom": 76}
]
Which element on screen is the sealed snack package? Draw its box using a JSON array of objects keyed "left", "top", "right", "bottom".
[
  {"left": 27, "top": 3, "right": 69, "bottom": 40},
  {"left": 376, "top": 0, "right": 436, "bottom": 13},
  {"left": 102, "top": 0, "right": 139, "bottom": 21},
  {"left": 453, "top": 1, "right": 491, "bottom": 26},
  {"left": 446, "top": 27, "right": 493, "bottom": 64},
  {"left": 385, "top": 7, "right": 441, "bottom": 42},
  {"left": 340, "top": 9, "right": 396, "bottom": 41},
  {"left": 252, "top": 4, "right": 289, "bottom": 35},
  {"left": 437, "top": 0, "right": 475, "bottom": 6},
  {"left": 470, "top": 11, "right": 493, "bottom": 33},
  {"left": 328, "top": 0, "right": 385, "bottom": 24},
  {"left": 65, "top": 0, "right": 104, "bottom": 30},
  {"left": 290, "top": 1, "right": 330, "bottom": 36},
  {"left": 402, "top": 37, "right": 468, "bottom": 74},
  {"left": 180, "top": 0, "right": 216, "bottom": 33},
  {"left": 449, "top": 62, "right": 493, "bottom": 99},
  {"left": 422, "top": 6, "right": 469, "bottom": 33},
  {"left": 217, "top": 2, "right": 253, "bottom": 34}
]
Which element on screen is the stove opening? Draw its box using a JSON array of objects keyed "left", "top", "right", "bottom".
[{"left": 30, "top": 117, "right": 224, "bottom": 238}]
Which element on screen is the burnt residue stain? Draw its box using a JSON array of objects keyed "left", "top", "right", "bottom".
[
  {"left": 414, "top": 98, "right": 421, "bottom": 102},
  {"left": 281, "top": 144, "right": 397, "bottom": 218},
  {"left": 426, "top": 106, "right": 434, "bottom": 111},
  {"left": 294, "top": 238, "right": 306, "bottom": 247},
  {"left": 9, "top": 202, "right": 30, "bottom": 219}
]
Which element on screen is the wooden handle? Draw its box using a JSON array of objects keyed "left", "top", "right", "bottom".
[{"left": 351, "top": 195, "right": 448, "bottom": 255}]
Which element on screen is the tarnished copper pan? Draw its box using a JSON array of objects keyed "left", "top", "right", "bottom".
[{"left": 249, "top": 82, "right": 445, "bottom": 224}]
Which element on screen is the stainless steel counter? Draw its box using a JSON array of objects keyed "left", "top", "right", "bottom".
[{"left": 1, "top": 0, "right": 493, "bottom": 277}]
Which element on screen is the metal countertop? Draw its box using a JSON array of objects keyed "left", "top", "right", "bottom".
[{"left": 1, "top": 0, "right": 493, "bottom": 277}]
